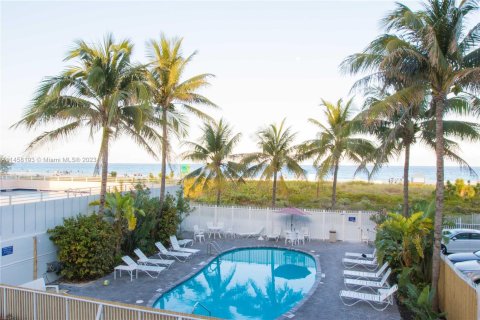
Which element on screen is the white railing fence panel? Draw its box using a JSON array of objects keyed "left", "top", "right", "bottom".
[{"left": 183, "top": 204, "right": 377, "bottom": 242}]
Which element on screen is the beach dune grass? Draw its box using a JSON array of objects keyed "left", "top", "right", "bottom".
[{"left": 184, "top": 179, "right": 479, "bottom": 215}]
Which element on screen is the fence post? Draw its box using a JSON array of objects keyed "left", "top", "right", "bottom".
[
  {"left": 8, "top": 195, "right": 12, "bottom": 205},
  {"left": 342, "top": 211, "right": 346, "bottom": 241},
  {"left": 33, "top": 291, "right": 37, "bottom": 320}
]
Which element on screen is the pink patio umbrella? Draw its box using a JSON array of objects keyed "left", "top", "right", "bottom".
[{"left": 276, "top": 207, "right": 311, "bottom": 231}]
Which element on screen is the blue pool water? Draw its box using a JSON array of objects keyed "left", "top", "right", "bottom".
[{"left": 153, "top": 247, "right": 317, "bottom": 319}]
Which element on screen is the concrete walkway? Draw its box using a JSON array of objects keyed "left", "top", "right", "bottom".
[{"left": 61, "top": 237, "right": 400, "bottom": 320}]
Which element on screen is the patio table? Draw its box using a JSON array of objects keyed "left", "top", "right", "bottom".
[{"left": 207, "top": 225, "right": 223, "bottom": 239}]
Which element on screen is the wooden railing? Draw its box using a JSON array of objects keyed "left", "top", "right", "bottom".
[
  {"left": 438, "top": 255, "right": 479, "bottom": 320},
  {"left": 0, "top": 284, "right": 212, "bottom": 320}
]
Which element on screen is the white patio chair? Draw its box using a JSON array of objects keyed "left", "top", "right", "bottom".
[
  {"left": 134, "top": 248, "right": 175, "bottom": 268},
  {"left": 115, "top": 256, "right": 165, "bottom": 281},
  {"left": 345, "top": 248, "right": 376, "bottom": 260},
  {"left": 302, "top": 227, "right": 311, "bottom": 242},
  {"left": 20, "top": 278, "right": 59, "bottom": 293},
  {"left": 344, "top": 268, "right": 391, "bottom": 290},
  {"left": 343, "top": 262, "right": 389, "bottom": 279},
  {"left": 340, "top": 284, "right": 398, "bottom": 311},
  {"left": 285, "top": 231, "right": 297, "bottom": 245},
  {"left": 170, "top": 235, "right": 200, "bottom": 254},
  {"left": 194, "top": 225, "right": 205, "bottom": 242},
  {"left": 155, "top": 241, "right": 192, "bottom": 262},
  {"left": 224, "top": 226, "right": 236, "bottom": 239},
  {"left": 343, "top": 257, "right": 378, "bottom": 270},
  {"left": 296, "top": 231, "right": 305, "bottom": 245}
]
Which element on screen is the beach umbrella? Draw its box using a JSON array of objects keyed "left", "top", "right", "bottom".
[
  {"left": 276, "top": 207, "right": 311, "bottom": 231},
  {"left": 274, "top": 264, "right": 311, "bottom": 280}
]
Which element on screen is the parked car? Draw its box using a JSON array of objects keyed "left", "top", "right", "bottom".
[
  {"left": 441, "top": 229, "right": 480, "bottom": 254},
  {"left": 454, "top": 260, "right": 480, "bottom": 284},
  {"left": 448, "top": 250, "right": 480, "bottom": 263}
]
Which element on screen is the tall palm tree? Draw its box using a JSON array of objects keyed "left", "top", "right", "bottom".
[
  {"left": 146, "top": 34, "right": 217, "bottom": 207},
  {"left": 300, "top": 99, "right": 376, "bottom": 208},
  {"left": 341, "top": 0, "right": 480, "bottom": 307},
  {"left": 359, "top": 87, "right": 479, "bottom": 216},
  {"left": 182, "top": 119, "right": 243, "bottom": 205},
  {"left": 242, "top": 119, "right": 305, "bottom": 208},
  {"left": 13, "top": 34, "right": 160, "bottom": 213}
]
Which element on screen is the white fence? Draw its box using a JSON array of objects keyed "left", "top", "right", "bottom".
[
  {"left": 0, "top": 185, "right": 179, "bottom": 285},
  {"left": 183, "top": 205, "right": 377, "bottom": 242},
  {"left": 445, "top": 214, "right": 480, "bottom": 230}
]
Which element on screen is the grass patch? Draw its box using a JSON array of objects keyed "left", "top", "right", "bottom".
[{"left": 184, "top": 180, "right": 479, "bottom": 215}]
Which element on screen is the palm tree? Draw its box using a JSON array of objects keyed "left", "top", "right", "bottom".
[
  {"left": 146, "top": 34, "right": 217, "bottom": 207},
  {"left": 242, "top": 119, "right": 305, "bottom": 208},
  {"left": 300, "top": 99, "right": 376, "bottom": 208},
  {"left": 359, "top": 87, "right": 479, "bottom": 216},
  {"left": 341, "top": 0, "right": 480, "bottom": 306},
  {"left": 13, "top": 34, "right": 160, "bottom": 213},
  {"left": 182, "top": 119, "right": 243, "bottom": 205}
]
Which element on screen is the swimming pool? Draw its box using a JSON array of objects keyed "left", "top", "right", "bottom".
[{"left": 153, "top": 247, "right": 317, "bottom": 319}]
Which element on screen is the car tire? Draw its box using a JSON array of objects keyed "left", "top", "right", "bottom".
[{"left": 441, "top": 245, "right": 447, "bottom": 254}]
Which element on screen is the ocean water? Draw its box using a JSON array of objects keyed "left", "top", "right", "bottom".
[{"left": 9, "top": 163, "right": 480, "bottom": 184}]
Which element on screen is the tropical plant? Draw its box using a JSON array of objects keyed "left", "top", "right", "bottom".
[
  {"left": 48, "top": 214, "right": 117, "bottom": 281},
  {"left": 341, "top": 0, "right": 480, "bottom": 307},
  {"left": 0, "top": 156, "right": 12, "bottom": 174},
  {"left": 359, "top": 87, "right": 479, "bottom": 216},
  {"left": 145, "top": 34, "right": 217, "bottom": 207},
  {"left": 300, "top": 99, "right": 376, "bottom": 208},
  {"left": 13, "top": 34, "right": 160, "bottom": 213},
  {"left": 90, "top": 191, "right": 144, "bottom": 254},
  {"left": 241, "top": 119, "right": 305, "bottom": 207},
  {"left": 375, "top": 211, "right": 434, "bottom": 282},
  {"left": 182, "top": 119, "right": 243, "bottom": 205}
]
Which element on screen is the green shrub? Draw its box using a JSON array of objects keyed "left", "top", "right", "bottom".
[
  {"left": 123, "top": 186, "right": 192, "bottom": 255},
  {"left": 48, "top": 214, "right": 117, "bottom": 281}
]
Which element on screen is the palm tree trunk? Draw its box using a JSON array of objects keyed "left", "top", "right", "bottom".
[
  {"left": 216, "top": 187, "right": 221, "bottom": 206},
  {"left": 99, "top": 128, "right": 110, "bottom": 215},
  {"left": 431, "top": 93, "right": 446, "bottom": 312},
  {"left": 159, "top": 107, "right": 168, "bottom": 208},
  {"left": 331, "top": 161, "right": 339, "bottom": 208},
  {"left": 402, "top": 142, "right": 410, "bottom": 217},
  {"left": 272, "top": 171, "right": 278, "bottom": 208}
]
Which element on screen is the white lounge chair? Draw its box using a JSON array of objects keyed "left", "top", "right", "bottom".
[
  {"left": 345, "top": 248, "right": 376, "bottom": 259},
  {"left": 266, "top": 229, "right": 281, "bottom": 242},
  {"left": 20, "top": 278, "right": 59, "bottom": 293},
  {"left": 340, "top": 284, "right": 398, "bottom": 311},
  {"left": 343, "top": 257, "right": 378, "bottom": 270},
  {"left": 155, "top": 241, "right": 192, "bottom": 262},
  {"left": 170, "top": 235, "right": 200, "bottom": 254},
  {"left": 343, "top": 262, "right": 389, "bottom": 279},
  {"left": 237, "top": 227, "right": 265, "bottom": 238},
  {"left": 344, "top": 268, "right": 391, "bottom": 290},
  {"left": 134, "top": 248, "right": 175, "bottom": 268},
  {"left": 114, "top": 256, "right": 165, "bottom": 281}
]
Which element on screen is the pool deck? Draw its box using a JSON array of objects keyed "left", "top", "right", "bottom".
[{"left": 60, "top": 236, "right": 400, "bottom": 320}]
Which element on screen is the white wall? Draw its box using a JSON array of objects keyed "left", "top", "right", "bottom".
[
  {"left": 0, "top": 185, "right": 179, "bottom": 285},
  {"left": 182, "top": 205, "right": 377, "bottom": 242}
]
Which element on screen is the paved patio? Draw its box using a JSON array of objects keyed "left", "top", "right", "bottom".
[{"left": 61, "top": 236, "right": 400, "bottom": 320}]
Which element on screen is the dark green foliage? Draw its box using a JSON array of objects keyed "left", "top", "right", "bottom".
[
  {"left": 398, "top": 269, "right": 444, "bottom": 320},
  {"left": 48, "top": 214, "right": 117, "bottom": 281}
]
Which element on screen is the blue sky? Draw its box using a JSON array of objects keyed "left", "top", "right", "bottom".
[{"left": 1, "top": 1, "right": 479, "bottom": 166}]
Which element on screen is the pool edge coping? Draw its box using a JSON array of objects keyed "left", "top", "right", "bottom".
[{"left": 146, "top": 243, "right": 322, "bottom": 319}]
